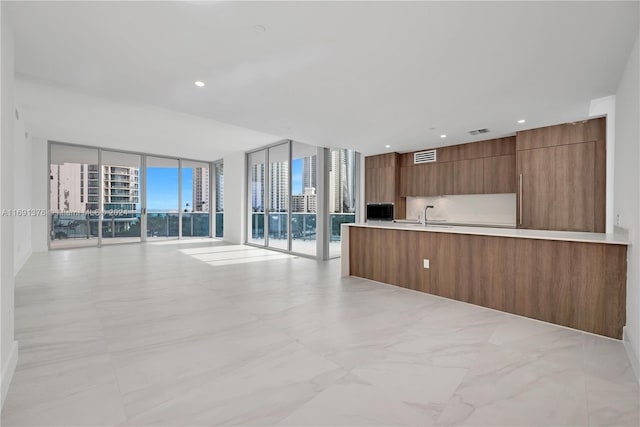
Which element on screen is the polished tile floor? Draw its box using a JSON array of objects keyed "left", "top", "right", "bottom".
[{"left": 2, "top": 239, "right": 639, "bottom": 426}]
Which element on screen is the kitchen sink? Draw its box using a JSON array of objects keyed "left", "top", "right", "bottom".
[{"left": 406, "top": 224, "right": 452, "bottom": 229}]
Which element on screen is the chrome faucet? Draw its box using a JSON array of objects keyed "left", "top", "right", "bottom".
[{"left": 422, "top": 205, "right": 435, "bottom": 226}]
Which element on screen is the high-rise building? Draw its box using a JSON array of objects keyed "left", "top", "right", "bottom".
[
  {"left": 50, "top": 163, "right": 88, "bottom": 213},
  {"left": 192, "top": 167, "right": 209, "bottom": 212},
  {"left": 215, "top": 163, "right": 224, "bottom": 212},
  {"left": 302, "top": 156, "right": 316, "bottom": 191},
  {"left": 251, "top": 163, "right": 265, "bottom": 211},
  {"left": 329, "top": 149, "right": 356, "bottom": 213},
  {"left": 98, "top": 165, "right": 139, "bottom": 212},
  {"left": 291, "top": 187, "right": 316, "bottom": 213},
  {"left": 269, "top": 161, "right": 289, "bottom": 212}
]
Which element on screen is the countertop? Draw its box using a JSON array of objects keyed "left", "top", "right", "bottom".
[{"left": 346, "top": 221, "right": 630, "bottom": 245}]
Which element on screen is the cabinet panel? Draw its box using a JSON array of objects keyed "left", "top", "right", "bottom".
[
  {"left": 483, "top": 155, "right": 516, "bottom": 194},
  {"left": 453, "top": 159, "right": 484, "bottom": 195},
  {"left": 553, "top": 142, "right": 596, "bottom": 232},
  {"left": 483, "top": 137, "right": 516, "bottom": 157},
  {"left": 516, "top": 118, "right": 605, "bottom": 151},
  {"left": 518, "top": 142, "right": 596, "bottom": 232}
]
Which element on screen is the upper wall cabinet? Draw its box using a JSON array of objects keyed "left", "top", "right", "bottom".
[
  {"left": 398, "top": 136, "right": 517, "bottom": 197},
  {"left": 516, "top": 118, "right": 606, "bottom": 232}
]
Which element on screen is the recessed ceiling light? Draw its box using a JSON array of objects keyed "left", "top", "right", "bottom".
[
  {"left": 194, "top": 81, "right": 205, "bottom": 87},
  {"left": 440, "top": 134, "right": 447, "bottom": 138},
  {"left": 517, "top": 119, "right": 526, "bottom": 124},
  {"left": 385, "top": 144, "right": 391, "bottom": 148}
]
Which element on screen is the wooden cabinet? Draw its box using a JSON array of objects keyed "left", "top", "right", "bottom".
[
  {"left": 484, "top": 155, "right": 516, "bottom": 194},
  {"left": 349, "top": 226, "right": 627, "bottom": 339},
  {"left": 365, "top": 167, "right": 395, "bottom": 203},
  {"left": 453, "top": 158, "right": 484, "bottom": 194},
  {"left": 401, "top": 162, "right": 453, "bottom": 196},
  {"left": 398, "top": 136, "right": 516, "bottom": 197},
  {"left": 365, "top": 153, "right": 405, "bottom": 218},
  {"left": 516, "top": 117, "right": 605, "bottom": 232},
  {"left": 517, "top": 142, "right": 597, "bottom": 232},
  {"left": 516, "top": 118, "right": 605, "bottom": 151}
]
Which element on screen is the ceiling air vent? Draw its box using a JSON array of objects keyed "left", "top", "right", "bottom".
[
  {"left": 414, "top": 150, "right": 436, "bottom": 164},
  {"left": 468, "top": 128, "right": 490, "bottom": 135}
]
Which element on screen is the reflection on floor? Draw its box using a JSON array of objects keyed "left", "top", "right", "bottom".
[
  {"left": 181, "top": 245, "right": 297, "bottom": 266},
  {"left": 2, "top": 240, "right": 639, "bottom": 426}
]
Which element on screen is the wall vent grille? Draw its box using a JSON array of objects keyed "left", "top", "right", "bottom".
[{"left": 414, "top": 150, "right": 436, "bottom": 164}]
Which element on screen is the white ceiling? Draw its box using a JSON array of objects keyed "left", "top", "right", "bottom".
[{"left": 8, "top": 1, "right": 640, "bottom": 157}]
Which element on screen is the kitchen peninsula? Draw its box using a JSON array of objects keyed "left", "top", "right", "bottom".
[{"left": 341, "top": 222, "right": 629, "bottom": 338}]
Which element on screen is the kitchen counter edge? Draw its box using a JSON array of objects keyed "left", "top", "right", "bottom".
[{"left": 344, "top": 222, "right": 630, "bottom": 245}]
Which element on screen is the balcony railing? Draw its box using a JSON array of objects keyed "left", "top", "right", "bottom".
[{"left": 250, "top": 212, "right": 355, "bottom": 242}]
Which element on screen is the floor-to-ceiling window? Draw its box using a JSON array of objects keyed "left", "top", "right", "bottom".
[
  {"left": 291, "top": 142, "right": 317, "bottom": 256},
  {"left": 101, "top": 151, "right": 141, "bottom": 245},
  {"left": 181, "top": 160, "right": 210, "bottom": 237},
  {"left": 49, "top": 143, "right": 100, "bottom": 249},
  {"left": 248, "top": 150, "right": 266, "bottom": 246},
  {"left": 328, "top": 148, "right": 357, "bottom": 257},
  {"left": 246, "top": 142, "right": 359, "bottom": 258},
  {"left": 146, "top": 156, "right": 180, "bottom": 239},
  {"left": 214, "top": 161, "right": 224, "bottom": 238},
  {"left": 49, "top": 142, "right": 216, "bottom": 248},
  {"left": 267, "top": 143, "right": 290, "bottom": 251}
]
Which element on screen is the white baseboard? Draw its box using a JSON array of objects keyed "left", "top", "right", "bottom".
[
  {"left": 623, "top": 326, "right": 640, "bottom": 384},
  {"left": 1, "top": 340, "right": 18, "bottom": 408}
]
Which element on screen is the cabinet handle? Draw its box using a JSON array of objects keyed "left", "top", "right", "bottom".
[{"left": 519, "top": 173, "right": 523, "bottom": 225}]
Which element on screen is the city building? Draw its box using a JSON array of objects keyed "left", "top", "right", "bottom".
[
  {"left": 192, "top": 167, "right": 209, "bottom": 212},
  {"left": 291, "top": 187, "right": 317, "bottom": 213}
]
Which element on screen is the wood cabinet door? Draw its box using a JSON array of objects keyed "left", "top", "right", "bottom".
[
  {"left": 453, "top": 158, "right": 484, "bottom": 195},
  {"left": 484, "top": 155, "right": 516, "bottom": 194},
  {"left": 518, "top": 142, "right": 596, "bottom": 231}
]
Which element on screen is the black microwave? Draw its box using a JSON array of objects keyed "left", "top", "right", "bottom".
[{"left": 366, "top": 203, "right": 394, "bottom": 222}]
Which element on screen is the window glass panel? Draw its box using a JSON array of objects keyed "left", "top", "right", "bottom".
[
  {"left": 248, "top": 150, "right": 266, "bottom": 245},
  {"left": 49, "top": 143, "right": 99, "bottom": 249},
  {"left": 214, "top": 162, "right": 224, "bottom": 238},
  {"left": 291, "top": 142, "right": 317, "bottom": 256},
  {"left": 267, "top": 143, "right": 289, "bottom": 251},
  {"left": 329, "top": 148, "right": 357, "bottom": 257},
  {"left": 101, "top": 151, "right": 141, "bottom": 244},
  {"left": 146, "top": 156, "right": 179, "bottom": 239},
  {"left": 182, "top": 160, "right": 210, "bottom": 237}
]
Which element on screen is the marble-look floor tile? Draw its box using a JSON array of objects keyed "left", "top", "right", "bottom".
[
  {"left": 277, "top": 381, "right": 432, "bottom": 426},
  {"left": 3, "top": 240, "right": 639, "bottom": 427},
  {"left": 126, "top": 342, "right": 346, "bottom": 426},
  {"left": 437, "top": 343, "right": 588, "bottom": 426}
]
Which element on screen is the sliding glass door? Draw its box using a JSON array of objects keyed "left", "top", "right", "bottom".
[
  {"left": 181, "top": 160, "right": 210, "bottom": 237},
  {"left": 49, "top": 143, "right": 99, "bottom": 249},
  {"left": 248, "top": 150, "right": 266, "bottom": 246},
  {"left": 291, "top": 142, "right": 317, "bottom": 256},
  {"left": 146, "top": 156, "right": 179, "bottom": 239},
  {"left": 101, "top": 151, "right": 141, "bottom": 245},
  {"left": 267, "top": 143, "right": 290, "bottom": 251}
]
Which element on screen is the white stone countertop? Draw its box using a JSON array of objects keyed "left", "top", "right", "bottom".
[{"left": 345, "top": 221, "right": 630, "bottom": 245}]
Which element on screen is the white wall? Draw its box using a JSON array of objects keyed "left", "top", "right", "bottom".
[
  {"left": 406, "top": 194, "right": 516, "bottom": 225},
  {"left": 13, "top": 109, "right": 32, "bottom": 271},
  {"left": 222, "top": 151, "right": 246, "bottom": 244},
  {"left": 614, "top": 32, "right": 640, "bottom": 376},
  {"left": 30, "top": 137, "right": 48, "bottom": 253},
  {"left": 1, "top": 1, "right": 19, "bottom": 406}
]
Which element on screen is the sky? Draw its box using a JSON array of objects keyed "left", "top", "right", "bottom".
[
  {"left": 292, "top": 158, "right": 303, "bottom": 194},
  {"left": 146, "top": 167, "right": 192, "bottom": 211},
  {"left": 147, "top": 160, "right": 304, "bottom": 212}
]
